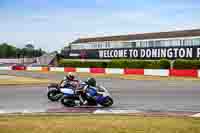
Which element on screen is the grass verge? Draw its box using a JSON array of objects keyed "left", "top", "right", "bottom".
[
  {"left": 0, "top": 75, "right": 51, "bottom": 85},
  {"left": 0, "top": 115, "right": 199, "bottom": 133}
]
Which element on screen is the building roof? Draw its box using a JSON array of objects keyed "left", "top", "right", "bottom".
[{"left": 71, "top": 29, "right": 200, "bottom": 44}]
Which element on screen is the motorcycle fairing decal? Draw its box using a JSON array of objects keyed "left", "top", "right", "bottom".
[
  {"left": 87, "top": 87, "right": 97, "bottom": 97},
  {"left": 96, "top": 96, "right": 109, "bottom": 104},
  {"left": 60, "top": 88, "right": 74, "bottom": 94},
  {"left": 64, "top": 93, "right": 74, "bottom": 96}
]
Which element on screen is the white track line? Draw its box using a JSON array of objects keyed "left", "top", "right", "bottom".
[
  {"left": 0, "top": 110, "right": 6, "bottom": 114},
  {"left": 0, "top": 109, "right": 46, "bottom": 114},
  {"left": 93, "top": 109, "right": 141, "bottom": 114},
  {"left": 191, "top": 113, "right": 200, "bottom": 118}
]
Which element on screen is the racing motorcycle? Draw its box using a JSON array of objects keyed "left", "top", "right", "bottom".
[{"left": 60, "top": 84, "right": 114, "bottom": 107}]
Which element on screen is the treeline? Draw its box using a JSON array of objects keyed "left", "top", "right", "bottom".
[
  {"left": 59, "top": 59, "right": 200, "bottom": 69},
  {"left": 0, "top": 43, "right": 46, "bottom": 58}
]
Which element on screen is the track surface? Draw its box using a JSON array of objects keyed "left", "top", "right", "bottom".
[{"left": 0, "top": 71, "right": 200, "bottom": 113}]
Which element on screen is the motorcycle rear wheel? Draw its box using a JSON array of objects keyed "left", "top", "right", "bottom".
[{"left": 61, "top": 97, "right": 76, "bottom": 107}]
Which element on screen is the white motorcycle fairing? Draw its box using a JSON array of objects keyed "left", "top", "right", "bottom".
[{"left": 60, "top": 88, "right": 74, "bottom": 95}]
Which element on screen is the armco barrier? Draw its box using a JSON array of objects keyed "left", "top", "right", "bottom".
[
  {"left": 198, "top": 70, "right": 200, "bottom": 78},
  {"left": 90, "top": 68, "right": 105, "bottom": 74},
  {"left": 124, "top": 69, "right": 144, "bottom": 75},
  {"left": 12, "top": 66, "right": 26, "bottom": 71},
  {"left": 170, "top": 69, "right": 198, "bottom": 77},
  {"left": 27, "top": 67, "right": 42, "bottom": 71},
  {"left": 64, "top": 67, "right": 76, "bottom": 72},
  {"left": 105, "top": 68, "right": 124, "bottom": 74},
  {"left": 1, "top": 66, "right": 200, "bottom": 78},
  {"left": 0, "top": 66, "right": 12, "bottom": 70},
  {"left": 76, "top": 68, "right": 90, "bottom": 73},
  {"left": 50, "top": 67, "right": 64, "bottom": 72},
  {"left": 42, "top": 67, "right": 49, "bottom": 72},
  {"left": 144, "top": 69, "right": 169, "bottom": 77}
]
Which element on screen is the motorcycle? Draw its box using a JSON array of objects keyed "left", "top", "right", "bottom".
[{"left": 60, "top": 84, "right": 114, "bottom": 107}]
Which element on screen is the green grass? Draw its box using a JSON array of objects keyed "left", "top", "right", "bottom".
[{"left": 0, "top": 115, "right": 199, "bottom": 133}]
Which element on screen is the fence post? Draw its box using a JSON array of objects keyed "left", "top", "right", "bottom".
[{"left": 170, "top": 60, "right": 175, "bottom": 69}]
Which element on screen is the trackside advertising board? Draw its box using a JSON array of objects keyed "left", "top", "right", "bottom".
[{"left": 65, "top": 46, "right": 200, "bottom": 59}]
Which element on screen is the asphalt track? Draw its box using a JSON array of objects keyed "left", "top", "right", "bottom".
[{"left": 0, "top": 71, "right": 200, "bottom": 113}]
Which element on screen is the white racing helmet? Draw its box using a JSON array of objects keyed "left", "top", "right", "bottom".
[{"left": 65, "top": 72, "right": 75, "bottom": 80}]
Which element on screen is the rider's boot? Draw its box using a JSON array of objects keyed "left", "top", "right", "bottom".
[{"left": 78, "top": 95, "right": 85, "bottom": 105}]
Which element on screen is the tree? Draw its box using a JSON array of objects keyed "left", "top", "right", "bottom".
[
  {"left": 0, "top": 43, "right": 17, "bottom": 58},
  {"left": 25, "top": 44, "right": 34, "bottom": 49},
  {"left": 0, "top": 43, "right": 46, "bottom": 58}
]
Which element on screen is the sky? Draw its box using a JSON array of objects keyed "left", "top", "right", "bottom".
[{"left": 0, "top": 0, "right": 200, "bottom": 52}]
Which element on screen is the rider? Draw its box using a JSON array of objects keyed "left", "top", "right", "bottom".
[
  {"left": 76, "top": 77, "right": 98, "bottom": 105},
  {"left": 60, "top": 72, "right": 80, "bottom": 88}
]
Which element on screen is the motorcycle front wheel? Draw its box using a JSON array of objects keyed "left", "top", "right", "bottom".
[
  {"left": 47, "top": 89, "right": 62, "bottom": 102},
  {"left": 100, "top": 97, "right": 113, "bottom": 107}
]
